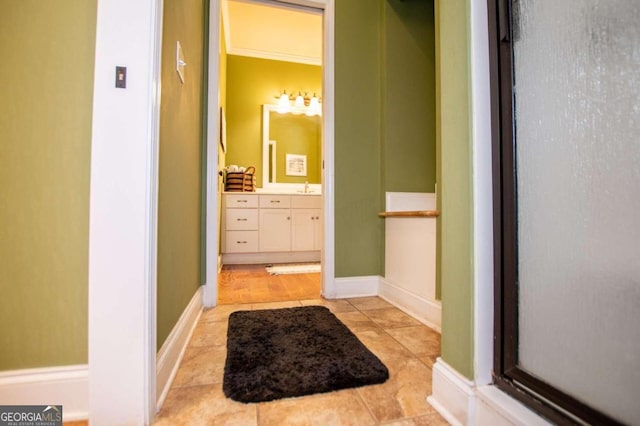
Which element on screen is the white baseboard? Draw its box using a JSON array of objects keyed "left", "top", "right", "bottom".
[
  {"left": 475, "top": 385, "right": 553, "bottom": 426},
  {"left": 331, "top": 276, "right": 380, "bottom": 299},
  {"left": 0, "top": 364, "right": 88, "bottom": 421},
  {"left": 428, "top": 359, "right": 476, "bottom": 426},
  {"left": 221, "top": 251, "right": 320, "bottom": 265},
  {"left": 429, "top": 359, "right": 552, "bottom": 426},
  {"left": 156, "top": 286, "right": 203, "bottom": 410},
  {"left": 378, "top": 278, "right": 441, "bottom": 331}
]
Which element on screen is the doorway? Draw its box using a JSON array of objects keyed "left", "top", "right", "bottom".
[{"left": 204, "top": 0, "right": 336, "bottom": 307}]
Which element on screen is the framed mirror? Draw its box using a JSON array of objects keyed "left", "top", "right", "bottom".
[{"left": 262, "top": 104, "right": 321, "bottom": 191}]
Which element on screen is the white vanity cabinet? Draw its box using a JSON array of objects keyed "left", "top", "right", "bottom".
[
  {"left": 223, "top": 194, "right": 259, "bottom": 253},
  {"left": 221, "top": 193, "right": 321, "bottom": 264},
  {"left": 259, "top": 194, "right": 291, "bottom": 252},
  {"left": 291, "top": 195, "right": 322, "bottom": 251}
]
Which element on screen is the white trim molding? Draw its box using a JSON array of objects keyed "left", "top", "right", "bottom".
[
  {"left": 0, "top": 365, "right": 88, "bottom": 421},
  {"left": 156, "top": 287, "right": 203, "bottom": 410},
  {"left": 330, "top": 276, "right": 380, "bottom": 299},
  {"left": 428, "top": 359, "right": 476, "bottom": 426},
  {"left": 378, "top": 278, "right": 441, "bottom": 331},
  {"left": 89, "top": 0, "right": 163, "bottom": 423},
  {"left": 429, "top": 359, "right": 553, "bottom": 426}
]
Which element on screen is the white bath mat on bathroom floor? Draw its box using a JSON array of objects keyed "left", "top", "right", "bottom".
[{"left": 266, "top": 263, "right": 321, "bottom": 275}]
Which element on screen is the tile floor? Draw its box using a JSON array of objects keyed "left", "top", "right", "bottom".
[{"left": 154, "top": 296, "right": 447, "bottom": 425}]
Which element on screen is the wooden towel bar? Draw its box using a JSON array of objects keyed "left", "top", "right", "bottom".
[{"left": 378, "top": 210, "right": 440, "bottom": 218}]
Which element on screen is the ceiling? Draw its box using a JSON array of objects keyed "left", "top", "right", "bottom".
[{"left": 222, "top": 0, "right": 322, "bottom": 65}]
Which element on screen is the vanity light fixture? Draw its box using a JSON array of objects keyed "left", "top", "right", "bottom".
[{"left": 275, "top": 90, "right": 322, "bottom": 116}]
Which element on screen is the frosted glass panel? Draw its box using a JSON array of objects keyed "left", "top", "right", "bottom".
[{"left": 514, "top": 1, "right": 640, "bottom": 423}]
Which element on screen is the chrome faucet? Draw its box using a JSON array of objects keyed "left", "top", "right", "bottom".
[{"left": 304, "top": 181, "right": 309, "bottom": 194}]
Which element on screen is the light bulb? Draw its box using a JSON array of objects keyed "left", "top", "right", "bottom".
[
  {"left": 294, "top": 92, "right": 305, "bottom": 108},
  {"left": 277, "top": 91, "right": 290, "bottom": 113},
  {"left": 308, "top": 95, "right": 321, "bottom": 116}
]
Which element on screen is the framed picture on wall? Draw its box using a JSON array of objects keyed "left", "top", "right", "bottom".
[
  {"left": 286, "top": 154, "right": 307, "bottom": 176},
  {"left": 220, "top": 107, "right": 226, "bottom": 153}
]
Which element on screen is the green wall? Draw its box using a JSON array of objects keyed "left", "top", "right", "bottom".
[
  {"left": 436, "top": 0, "right": 474, "bottom": 379},
  {"left": 334, "top": 0, "right": 384, "bottom": 277},
  {"left": 225, "top": 56, "right": 322, "bottom": 188},
  {"left": 0, "top": 0, "right": 96, "bottom": 370},
  {"left": 383, "top": 0, "right": 436, "bottom": 193},
  {"left": 157, "top": 0, "right": 207, "bottom": 350}
]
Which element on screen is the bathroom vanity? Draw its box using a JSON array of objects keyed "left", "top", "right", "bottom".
[{"left": 221, "top": 192, "right": 322, "bottom": 264}]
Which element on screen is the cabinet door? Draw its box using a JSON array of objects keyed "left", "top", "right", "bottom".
[
  {"left": 259, "top": 208, "right": 291, "bottom": 252},
  {"left": 292, "top": 209, "right": 320, "bottom": 251}
]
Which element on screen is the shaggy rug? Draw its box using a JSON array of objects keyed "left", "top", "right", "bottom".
[{"left": 223, "top": 306, "right": 389, "bottom": 403}]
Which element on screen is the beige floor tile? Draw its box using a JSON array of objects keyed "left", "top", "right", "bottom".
[
  {"left": 251, "top": 300, "right": 302, "bottom": 310},
  {"left": 386, "top": 326, "right": 441, "bottom": 357},
  {"left": 381, "top": 413, "right": 450, "bottom": 426},
  {"left": 348, "top": 296, "right": 394, "bottom": 311},
  {"left": 299, "top": 298, "right": 358, "bottom": 313},
  {"left": 357, "top": 357, "right": 435, "bottom": 422},
  {"left": 352, "top": 327, "right": 414, "bottom": 365},
  {"left": 362, "top": 308, "right": 422, "bottom": 329},
  {"left": 154, "top": 384, "right": 257, "bottom": 426},
  {"left": 257, "top": 389, "right": 376, "bottom": 426},
  {"left": 334, "top": 311, "right": 379, "bottom": 333},
  {"left": 172, "top": 345, "right": 226, "bottom": 387},
  {"left": 188, "top": 320, "right": 228, "bottom": 348},
  {"left": 417, "top": 354, "right": 438, "bottom": 369},
  {"left": 201, "top": 304, "right": 251, "bottom": 322}
]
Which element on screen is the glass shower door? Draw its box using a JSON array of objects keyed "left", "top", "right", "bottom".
[{"left": 493, "top": 0, "right": 640, "bottom": 424}]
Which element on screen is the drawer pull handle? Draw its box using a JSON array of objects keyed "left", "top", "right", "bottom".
[
  {"left": 270, "top": 200, "right": 280, "bottom": 203},
  {"left": 237, "top": 200, "right": 248, "bottom": 203},
  {"left": 237, "top": 241, "right": 247, "bottom": 244},
  {"left": 237, "top": 218, "right": 248, "bottom": 221}
]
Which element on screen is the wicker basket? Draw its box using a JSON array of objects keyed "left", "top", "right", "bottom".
[{"left": 225, "top": 166, "right": 255, "bottom": 192}]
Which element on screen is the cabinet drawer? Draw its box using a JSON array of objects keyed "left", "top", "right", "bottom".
[
  {"left": 226, "top": 209, "right": 258, "bottom": 230},
  {"left": 259, "top": 194, "right": 291, "bottom": 208},
  {"left": 225, "top": 231, "right": 258, "bottom": 253},
  {"left": 291, "top": 195, "right": 321, "bottom": 209},
  {"left": 225, "top": 194, "right": 258, "bottom": 208}
]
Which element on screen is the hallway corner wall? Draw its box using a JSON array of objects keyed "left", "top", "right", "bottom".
[
  {"left": 436, "top": 0, "right": 474, "bottom": 379},
  {"left": 157, "top": 0, "right": 208, "bottom": 350}
]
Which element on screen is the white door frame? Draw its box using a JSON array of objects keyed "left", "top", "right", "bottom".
[
  {"left": 89, "top": 0, "right": 163, "bottom": 423},
  {"left": 204, "top": 0, "right": 336, "bottom": 306}
]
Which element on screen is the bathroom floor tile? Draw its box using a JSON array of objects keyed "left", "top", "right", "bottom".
[
  {"left": 188, "top": 320, "right": 228, "bottom": 348},
  {"left": 155, "top": 384, "right": 257, "bottom": 426},
  {"left": 347, "top": 296, "right": 394, "bottom": 311},
  {"left": 299, "top": 298, "right": 358, "bottom": 313},
  {"left": 362, "top": 308, "right": 422, "bottom": 329},
  {"left": 356, "top": 357, "right": 436, "bottom": 422},
  {"left": 352, "top": 327, "right": 414, "bottom": 366},
  {"left": 334, "top": 311, "right": 379, "bottom": 332},
  {"left": 200, "top": 304, "right": 251, "bottom": 322},
  {"left": 171, "top": 345, "right": 226, "bottom": 387},
  {"left": 386, "top": 325, "right": 441, "bottom": 357},
  {"left": 381, "top": 413, "right": 450, "bottom": 426},
  {"left": 257, "top": 389, "right": 376, "bottom": 426}
]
